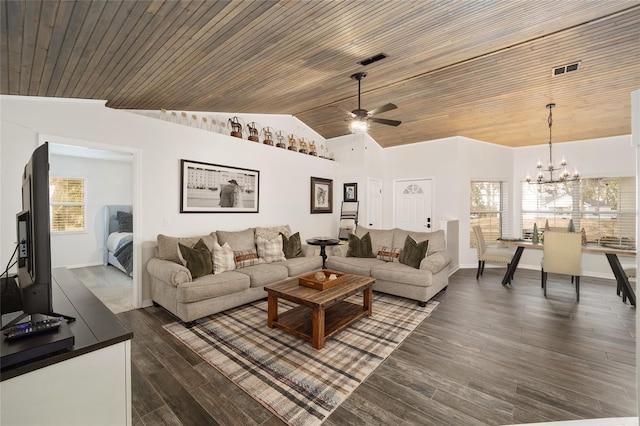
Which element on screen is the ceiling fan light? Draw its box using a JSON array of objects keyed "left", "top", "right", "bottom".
[{"left": 350, "top": 120, "right": 368, "bottom": 133}]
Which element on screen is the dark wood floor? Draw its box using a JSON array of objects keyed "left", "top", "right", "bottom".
[{"left": 118, "top": 268, "right": 636, "bottom": 425}]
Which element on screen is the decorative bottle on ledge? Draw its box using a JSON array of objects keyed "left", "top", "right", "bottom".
[{"left": 532, "top": 223, "right": 539, "bottom": 244}]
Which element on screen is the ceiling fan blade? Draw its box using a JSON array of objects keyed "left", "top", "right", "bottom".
[
  {"left": 333, "top": 105, "right": 356, "bottom": 118},
  {"left": 368, "top": 103, "right": 397, "bottom": 116},
  {"left": 369, "top": 117, "right": 402, "bottom": 127}
]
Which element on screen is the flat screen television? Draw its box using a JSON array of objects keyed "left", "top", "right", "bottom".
[
  {"left": 16, "top": 142, "right": 53, "bottom": 316},
  {"left": 2, "top": 142, "right": 73, "bottom": 330}
]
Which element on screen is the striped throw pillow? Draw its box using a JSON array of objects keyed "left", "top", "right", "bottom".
[
  {"left": 377, "top": 246, "right": 401, "bottom": 262},
  {"left": 234, "top": 249, "right": 264, "bottom": 268}
]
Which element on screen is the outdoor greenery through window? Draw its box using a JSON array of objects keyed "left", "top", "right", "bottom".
[
  {"left": 50, "top": 177, "right": 85, "bottom": 232},
  {"left": 521, "top": 177, "right": 636, "bottom": 249},
  {"left": 470, "top": 181, "right": 507, "bottom": 248}
]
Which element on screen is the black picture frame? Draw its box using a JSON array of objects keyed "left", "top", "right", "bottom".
[
  {"left": 310, "top": 177, "right": 333, "bottom": 214},
  {"left": 343, "top": 182, "right": 358, "bottom": 202},
  {"left": 180, "top": 159, "right": 259, "bottom": 213}
]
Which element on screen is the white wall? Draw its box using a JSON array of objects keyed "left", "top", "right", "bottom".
[
  {"left": 2, "top": 95, "right": 636, "bottom": 302},
  {"left": 49, "top": 153, "right": 132, "bottom": 268},
  {"left": 0, "top": 95, "right": 339, "bottom": 304},
  {"left": 382, "top": 136, "right": 513, "bottom": 267}
]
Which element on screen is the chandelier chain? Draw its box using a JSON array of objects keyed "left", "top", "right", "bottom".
[{"left": 526, "top": 103, "right": 579, "bottom": 184}]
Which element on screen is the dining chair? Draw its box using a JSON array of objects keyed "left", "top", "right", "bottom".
[
  {"left": 541, "top": 231, "right": 583, "bottom": 302},
  {"left": 472, "top": 225, "right": 515, "bottom": 280}
]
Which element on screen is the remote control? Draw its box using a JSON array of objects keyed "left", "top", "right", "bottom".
[{"left": 4, "top": 317, "right": 64, "bottom": 340}]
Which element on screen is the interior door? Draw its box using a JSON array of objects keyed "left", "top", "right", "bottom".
[
  {"left": 394, "top": 179, "right": 432, "bottom": 232},
  {"left": 367, "top": 178, "right": 382, "bottom": 228}
]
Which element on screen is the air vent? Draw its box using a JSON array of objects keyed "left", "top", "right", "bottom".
[
  {"left": 552, "top": 61, "right": 581, "bottom": 76},
  {"left": 358, "top": 53, "right": 387, "bottom": 66}
]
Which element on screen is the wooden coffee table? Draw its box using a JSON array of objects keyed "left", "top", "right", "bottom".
[{"left": 264, "top": 273, "right": 374, "bottom": 349}]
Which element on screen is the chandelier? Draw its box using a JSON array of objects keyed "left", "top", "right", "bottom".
[{"left": 526, "top": 103, "right": 579, "bottom": 184}]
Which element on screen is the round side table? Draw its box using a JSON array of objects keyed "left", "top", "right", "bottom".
[{"left": 306, "top": 238, "right": 340, "bottom": 269}]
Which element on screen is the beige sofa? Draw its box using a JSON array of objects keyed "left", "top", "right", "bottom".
[
  {"left": 326, "top": 226, "right": 451, "bottom": 306},
  {"left": 146, "top": 225, "right": 322, "bottom": 324}
]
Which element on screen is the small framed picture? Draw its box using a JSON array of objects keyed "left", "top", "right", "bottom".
[
  {"left": 343, "top": 183, "right": 357, "bottom": 202},
  {"left": 310, "top": 177, "right": 333, "bottom": 214}
]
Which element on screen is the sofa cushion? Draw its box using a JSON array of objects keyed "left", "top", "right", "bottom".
[
  {"left": 281, "top": 232, "right": 304, "bottom": 259},
  {"left": 370, "top": 262, "right": 432, "bottom": 288},
  {"left": 255, "top": 225, "right": 291, "bottom": 240},
  {"left": 399, "top": 236, "right": 429, "bottom": 269},
  {"left": 376, "top": 246, "right": 401, "bottom": 262},
  {"left": 213, "top": 241, "right": 235, "bottom": 274},
  {"left": 278, "top": 256, "right": 323, "bottom": 277},
  {"left": 346, "top": 232, "right": 375, "bottom": 258},
  {"left": 177, "top": 271, "right": 250, "bottom": 303},
  {"left": 234, "top": 249, "right": 264, "bottom": 268},
  {"left": 158, "top": 233, "right": 218, "bottom": 264},
  {"left": 234, "top": 263, "right": 288, "bottom": 288},
  {"left": 216, "top": 228, "right": 256, "bottom": 251},
  {"left": 354, "top": 226, "right": 394, "bottom": 255},
  {"left": 256, "top": 235, "right": 286, "bottom": 263},
  {"left": 325, "top": 256, "right": 382, "bottom": 276},
  {"left": 178, "top": 239, "right": 213, "bottom": 279},
  {"left": 392, "top": 229, "right": 445, "bottom": 255}
]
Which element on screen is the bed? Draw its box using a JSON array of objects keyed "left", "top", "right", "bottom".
[{"left": 103, "top": 205, "right": 133, "bottom": 276}]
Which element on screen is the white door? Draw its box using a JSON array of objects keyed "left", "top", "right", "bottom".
[
  {"left": 394, "top": 179, "right": 433, "bottom": 232},
  {"left": 367, "top": 178, "right": 382, "bottom": 228}
]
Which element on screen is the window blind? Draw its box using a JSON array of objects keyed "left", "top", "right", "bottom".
[
  {"left": 520, "top": 177, "right": 636, "bottom": 249},
  {"left": 470, "top": 181, "right": 506, "bottom": 248},
  {"left": 50, "top": 177, "right": 86, "bottom": 232}
]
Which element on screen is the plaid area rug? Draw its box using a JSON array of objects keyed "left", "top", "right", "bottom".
[{"left": 164, "top": 293, "right": 438, "bottom": 425}]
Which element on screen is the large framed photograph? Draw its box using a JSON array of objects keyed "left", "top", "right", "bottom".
[
  {"left": 310, "top": 177, "right": 333, "bottom": 214},
  {"left": 343, "top": 182, "right": 357, "bottom": 202},
  {"left": 180, "top": 159, "right": 259, "bottom": 213}
]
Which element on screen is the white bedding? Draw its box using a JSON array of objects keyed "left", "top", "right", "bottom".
[{"left": 107, "top": 232, "right": 133, "bottom": 252}]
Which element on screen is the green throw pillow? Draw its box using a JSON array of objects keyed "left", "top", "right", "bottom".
[
  {"left": 178, "top": 239, "right": 212, "bottom": 279},
  {"left": 398, "top": 236, "right": 429, "bottom": 269},
  {"left": 346, "top": 232, "right": 375, "bottom": 258},
  {"left": 280, "top": 232, "right": 304, "bottom": 259}
]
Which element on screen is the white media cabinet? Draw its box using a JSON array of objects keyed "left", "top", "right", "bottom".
[{"left": 1, "top": 268, "right": 133, "bottom": 425}]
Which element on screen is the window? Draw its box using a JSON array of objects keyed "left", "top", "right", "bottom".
[
  {"left": 520, "top": 177, "right": 636, "bottom": 249},
  {"left": 470, "top": 181, "right": 508, "bottom": 247},
  {"left": 50, "top": 177, "right": 85, "bottom": 232}
]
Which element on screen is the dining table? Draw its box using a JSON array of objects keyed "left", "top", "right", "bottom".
[{"left": 498, "top": 239, "right": 636, "bottom": 306}]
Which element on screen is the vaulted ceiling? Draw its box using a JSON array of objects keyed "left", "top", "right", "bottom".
[{"left": 2, "top": 1, "right": 639, "bottom": 148}]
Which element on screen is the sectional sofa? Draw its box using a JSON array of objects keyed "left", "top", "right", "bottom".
[
  {"left": 326, "top": 226, "right": 452, "bottom": 306},
  {"left": 146, "top": 225, "right": 322, "bottom": 324}
]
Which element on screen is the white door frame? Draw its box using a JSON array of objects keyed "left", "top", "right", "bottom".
[
  {"left": 40, "top": 134, "right": 142, "bottom": 310},
  {"left": 367, "top": 177, "right": 382, "bottom": 228}
]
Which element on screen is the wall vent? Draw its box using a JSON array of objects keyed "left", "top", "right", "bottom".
[
  {"left": 359, "top": 53, "right": 387, "bottom": 66},
  {"left": 552, "top": 61, "right": 581, "bottom": 76}
]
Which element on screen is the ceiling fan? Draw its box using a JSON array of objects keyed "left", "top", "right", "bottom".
[{"left": 345, "top": 72, "right": 401, "bottom": 132}]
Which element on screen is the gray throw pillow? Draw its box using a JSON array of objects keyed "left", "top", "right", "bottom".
[
  {"left": 117, "top": 211, "right": 133, "bottom": 232},
  {"left": 399, "top": 236, "right": 429, "bottom": 269},
  {"left": 280, "top": 232, "right": 304, "bottom": 259},
  {"left": 346, "top": 232, "right": 375, "bottom": 258},
  {"left": 178, "top": 239, "right": 212, "bottom": 279}
]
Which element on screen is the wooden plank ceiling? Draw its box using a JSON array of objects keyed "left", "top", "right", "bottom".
[{"left": 2, "top": 0, "right": 639, "bottom": 148}]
